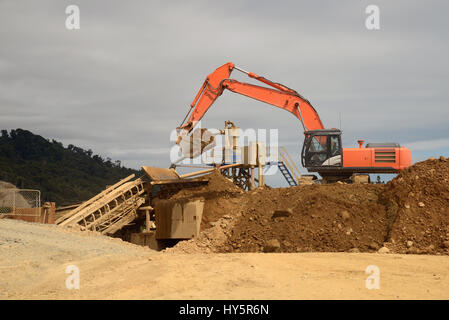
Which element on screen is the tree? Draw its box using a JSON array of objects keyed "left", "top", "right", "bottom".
[{"left": 0, "top": 129, "right": 140, "bottom": 205}]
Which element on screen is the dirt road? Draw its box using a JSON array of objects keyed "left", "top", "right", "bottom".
[{"left": 1, "top": 219, "right": 448, "bottom": 299}]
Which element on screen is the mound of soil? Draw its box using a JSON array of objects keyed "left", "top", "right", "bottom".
[
  {"left": 220, "top": 184, "right": 386, "bottom": 253},
  {"left": 164, "top": 157, "right": 449, "bottom": 255},
  {"left": 0, "top": 181, "right": 31, "bottom": 208},
  {"left": 170, "top": 170, "right": 242, "bottom": 198},
  {"left": 156, "top": 170, "right": 244, "bottom": 231},
  {"left": 381, "top": 156, "right": 449, "bottom": 254}
]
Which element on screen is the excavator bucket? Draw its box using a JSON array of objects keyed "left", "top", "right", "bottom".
[{"left": 178, "top": 128, "right": 216, "bottom": 159}]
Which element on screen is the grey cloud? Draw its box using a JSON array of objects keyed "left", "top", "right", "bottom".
[{"left": 1, "top": 0, "right": 448, "bottom": 182}]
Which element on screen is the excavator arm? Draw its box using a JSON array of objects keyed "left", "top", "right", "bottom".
[{"left": 178, "top": 62, "right": 325, "bottom": 134}]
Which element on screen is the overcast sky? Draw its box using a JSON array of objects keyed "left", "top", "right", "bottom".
[{"left": 1, "top": 0, "right": 448, "bottom": 185}]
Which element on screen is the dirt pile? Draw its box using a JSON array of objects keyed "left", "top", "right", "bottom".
[
  {"left": 157, "top": 170, "right": 244, "bottom": 233},
  {"left": 220, "top": 184, "right": 387, "bottom": 253},
  {"left": 157, "top": 170, "right": 246, "bottom": 253},
  {"left": 381, "top": 156, "right": 449, "bottom": 254},
  {"left": 165, "top": 157, "right": 449, "bottom": 255},
  {"left": 165, "top": 176, "right": 388, "bottom": 253},
  {"left": 171, "top": 170, "right": 242, "bottom": 198},
  {"left": 0, "top": 181, "right": 31, "bottom": 208}
]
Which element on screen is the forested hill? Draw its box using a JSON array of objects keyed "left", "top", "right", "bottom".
[{"left": 0, "top": 129, "right": 140, "bottom": 206}]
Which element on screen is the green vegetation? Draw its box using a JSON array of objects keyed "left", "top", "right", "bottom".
[{"left": 0, "top": 129, "right": 140, "bottom": 206}]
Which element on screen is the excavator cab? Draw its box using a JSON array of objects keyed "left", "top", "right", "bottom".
[{"left": 301, "top": 129, "right": 342, "bottom": 168}]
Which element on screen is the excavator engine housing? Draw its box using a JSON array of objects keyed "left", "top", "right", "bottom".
[{"left": 302, "top": 130, "right": 412, "bottom": 178}]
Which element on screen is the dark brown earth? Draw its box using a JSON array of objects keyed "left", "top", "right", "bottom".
[
  {"left": 221, "top": 184, "right": 387, "bottom": 253},
  {"left": 381, "top": 156, "right": 449, "bottom": 254},
  {"left": 158, "top": 157, "right": 449, "bottom": 255}
]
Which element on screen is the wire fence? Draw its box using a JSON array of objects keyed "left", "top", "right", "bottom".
[{"left": 0, "top": 189, "right": 41, "bottom": 216}]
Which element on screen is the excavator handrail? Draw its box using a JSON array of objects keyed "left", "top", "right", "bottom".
[{"left": 279, "top": 146, "right": 301, "bottom": 183}]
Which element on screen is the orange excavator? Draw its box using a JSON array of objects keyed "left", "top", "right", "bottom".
[{"left": 177, "top": 62, "right": 411, "bottom": 180}]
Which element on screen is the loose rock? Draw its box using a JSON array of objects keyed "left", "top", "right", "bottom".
[
  {"left": 271, "top": 209, "right": 292, "bottom": 219},
  {"left": 369, "top": 242, "right": 379, "bottom": 250},
  {"left": 378, "top": 247, "right": 390, "bottom": 254},
  {"left": 264, "top": 239, "right": 281, "bottom": 253},
  {"left": 340, "top": 210, "right": 350, "bottom": 221}
]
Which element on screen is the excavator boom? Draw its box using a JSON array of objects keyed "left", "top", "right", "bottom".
[{"left": 179, "top": 62, "right": 324, "bottom": 133}]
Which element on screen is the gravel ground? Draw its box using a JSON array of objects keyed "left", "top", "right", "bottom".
[
  {"left": 1, "top": 219, "right": 449, "bottom": 300},
  {"left": 0, "top": 219, "right": 153, "bottom": 298},
  {"left": 0, "top": 219, "right": 151, "bottom": 259}
]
